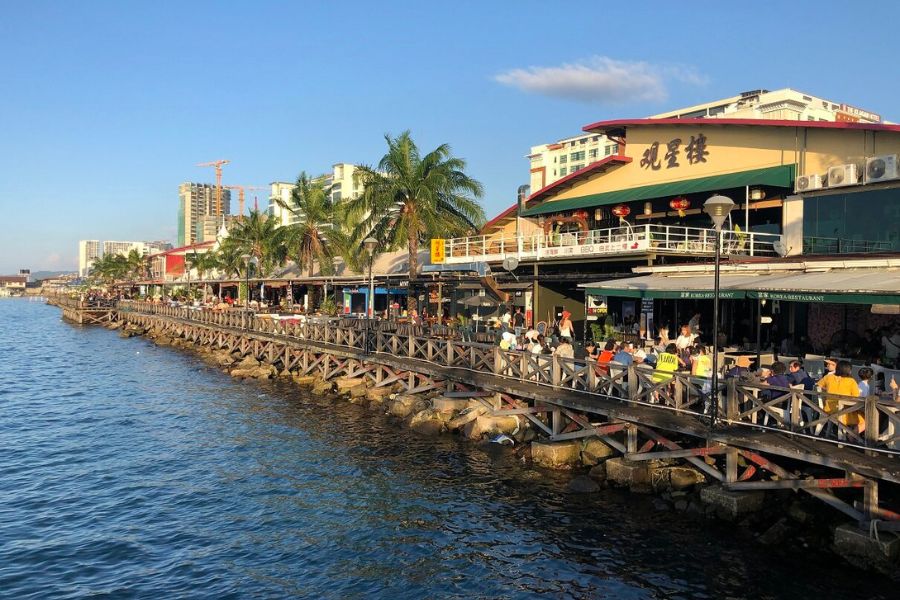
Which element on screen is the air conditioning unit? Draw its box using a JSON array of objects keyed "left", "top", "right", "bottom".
[
  {"left": 826, "top": 164, "right": 859, "bottom": 188},
  {"left": 865, "top": 154, "right": 899, "bottom": 184},
  {"left": 794, "top": 173, "right": 823, "bottom": 192}
]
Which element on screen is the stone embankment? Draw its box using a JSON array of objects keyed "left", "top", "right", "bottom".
[{"left": 111, "top": 320, "right": 899, "bottom": 577}]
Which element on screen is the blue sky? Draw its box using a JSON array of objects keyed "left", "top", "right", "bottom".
[{"left": 1, "top": 0, "right": 898, "bottom": 273}]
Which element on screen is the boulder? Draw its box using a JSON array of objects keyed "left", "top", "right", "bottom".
[
  {"left": 312, "top": 380, "right": 334, "bottom": 395},
  {"left": 366, "top": 386, "right": 394, "bottom": 402},
  {"left": 237, "top": 356, "right": 260, "bottom": 369},
  {"left": 473, "top": 415, "right": 520, "bottom": 437},
  {"left": 447, "top": 406, "right": 486, "bottom": 430},
  {"left": 581, "top": 438, "right": 616, "bottom": 466},
  {"left": 388, "top": 394, "right": 425, "bottom": 419},
  {"left": 335, "top": 377, "right": 367, "bottom": 394},
  {"left": 531, "top": 440, "right": 581, "bottom": 470},
  {"left": 650, "top": 466, "right": 707, "bottom": 492},
  {"left": 348, "top": 384, "right": 367, "bottom": 399},
  {"left": 293, "top": 375, "right": 317, "bottom": 386},
  {"left": 432, "top": 396, "right": 471, "bottom": 413},
  {"left": 588, "top": 463, "right": 607, "bottom": 481},
  {"left": 568, "top": 475, "right": 601, "bottom": 494},
  {"left": 409, "top": 409, "right": 445, "bottom": 436},
  {"left": 155, "top": 336, "right": 173, "bottom": 346},
  {"left": 758, "top": 518, "right": 792, "bottom": 546},
  {"left": 278, "top": 369, "right": 293, "bottom": 379}
]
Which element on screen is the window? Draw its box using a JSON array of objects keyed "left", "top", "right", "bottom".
[
  {"left": 559, "top": 167, "right": 567, "bottom": 176},
  {"left": 592, "top": 136, "right": 600, "bottom": 142},
  {"left": 571, "top": 164, "right": 584, "bottom": 172},
  {"left": 559, "top": 155, "right": 567, "bottom": 163},
  {"left": 580, "top": 138, "right": 587, "bottom": 144},
  {"left": 571, "top": 151, "right": 585, "bottom": 161},
  {"left": 589, "top": 149, "right": 598, "bottom": 159}
]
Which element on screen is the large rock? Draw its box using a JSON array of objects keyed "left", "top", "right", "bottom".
[
  {"left": 531, "top": 440, "right": 581, "bottom": 469},
  {"left": 312, "top": 379, "right": 334, "bottom": 395},
  {"left": 366, "top": 386, "right": 394, "bottom": 402},
  {"left": 432, "top": 396, "right": 472, "bottom": 413},
  {"left": 650, "top": 466, "right": 707, "bottom": 492},
  {"left": 335, "top": 377, "right": 367, "bottom": 394},
  {"left": 447, "top": 406, "right": 486, "bottom": 431},
  {"left": 606, "top": 458, "right": 650, "bottom": 489},
  {"left": 581, "top": 438, "right": 616, "bottom": 466},
  {"left": 155, "top": 336, "right": 173, "bottom": 346},
  {"left": 409, "top": 409, "right": 445, "bottom": 436},
  {"left": 472, "top": 415, "right": 520, "bottom": 437},
  {"left": 293, "top": 374, "right": 317, "bottom": 386},
  {"left": 389, "top": 394, "right": 426, "bottom": 419},
  {"left": 237, "top": 356, "right": 260, "bottom": 369},
  {"left": 700, "top": 485, "right": 764, "bottom": 520}
]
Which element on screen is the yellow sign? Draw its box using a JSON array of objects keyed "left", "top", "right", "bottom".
[{"left": 430, "top": 239, "right": 445, "bottom": 264}]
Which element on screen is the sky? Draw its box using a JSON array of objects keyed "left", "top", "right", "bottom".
[{"left": 1, "top": 0, "right": 898, "bottom": 273}]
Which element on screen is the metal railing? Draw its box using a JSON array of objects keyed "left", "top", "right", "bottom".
[
  {"left": 443, "top": 224, "right": 783, "bottom": 263},
  {"left": 803, "top": 236, "right": 894, "bottom": 255},
  {"left": 120, "top": 300, "right": 899, "bottom": 455}
]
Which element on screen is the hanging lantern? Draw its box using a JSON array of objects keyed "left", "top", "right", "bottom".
[
  {"left": 643, "top": 201, "right": 653, "bottom": 216},
  {"left": 573, "top": 209, "right": 589, "bottom": 221},
  {"left": 611, "top": 204, "right": 631, "bottom": 218},
  {"left": 669, "top": 197, "right": 690, "bottom": 217}
]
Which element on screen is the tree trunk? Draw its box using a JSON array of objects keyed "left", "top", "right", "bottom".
[{"left": 407, "top": 235, "right": 419, "bottom": 312}]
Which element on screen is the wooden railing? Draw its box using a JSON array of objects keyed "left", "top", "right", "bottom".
[
  {"left": 119, "top": 301, "right": 900, "bottom": 454},
  {"left": 51, "top": 295, "right": 117, "bottom": 310}
]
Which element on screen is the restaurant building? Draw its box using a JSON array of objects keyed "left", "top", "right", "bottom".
[{"left": 435, "top": 115, "right": 900, "bottom": 350}]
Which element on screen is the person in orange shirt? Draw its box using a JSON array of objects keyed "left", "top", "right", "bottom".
[{"left": 817, "top": 360, "right": 861, "bottom": 428}]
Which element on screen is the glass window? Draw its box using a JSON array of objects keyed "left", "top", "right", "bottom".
[
  {"left": 803, "top": 188, "right": 900, "bottom": 253},
  {"left": 589, "top": 149, "right": 598, "bottom": 159},
  {"left": 559, "top": 167, "right": 567, "bottom": 176},
  {"left": 559, "top": 155, "right": 567, "bottom": 163},
  {"left": 571, "top": 151, "right": 585, "bottom": 161},
  {"left": 571, "top": 164, "right": 584, "bottom": 172}
]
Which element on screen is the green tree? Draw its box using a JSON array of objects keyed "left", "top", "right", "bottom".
[
  {"left": 348, "top": 131, "right": 485, "bottom": 310},
  {"left": 218, "top": 209, "right": 286, "bottom": 303},
  {"left": 185, "top": 251, "right": 220, "bottom": 302},
  {"left": 277, "top": 171, "right": 335, "bottom": 278}
]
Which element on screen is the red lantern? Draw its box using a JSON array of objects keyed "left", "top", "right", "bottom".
[
  {"left": 572, "top": 209, "right": 589, "bottom": 221},
  {"left": 611, "top": 204, "right": 631, "bottom": 218},
  {"left": 669, "top": 197, "right": 690, "bottom": 217}
]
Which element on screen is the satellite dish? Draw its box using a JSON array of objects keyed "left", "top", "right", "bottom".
[
  {"left": 502, "top": 257, "right": 519, "bottom": 272},
  {"left": 772, "top": 240, "right": 788, "bottom": 257}
]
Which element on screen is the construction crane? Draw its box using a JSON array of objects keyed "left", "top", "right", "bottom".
[
  {"left": 196, "top": 160, "right": 230, "bottom": 216},
  {"left": 224, "top": 185, "right": 265, "bottom": 219}
]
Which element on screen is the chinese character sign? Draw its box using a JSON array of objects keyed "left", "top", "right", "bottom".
[
  {"left": 430, "top": 239, "right": 445, "bottom": 264},
  {"left": 641, "top": 133, "right": 709, "bottom": 170}
]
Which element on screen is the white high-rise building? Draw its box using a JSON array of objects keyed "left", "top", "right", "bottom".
[
  {"left": 78, "top": 240, "right": 101, "bottom": 277},
  {"left": 527, "top": 88, "right": 886, "bottom": 192},
  {"left": 269, "top": 162, "right": 361, "bottom": 228}
]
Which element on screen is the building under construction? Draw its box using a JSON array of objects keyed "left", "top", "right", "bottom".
[{"left": 177, "top": 183, "right": 232, "bottom": 246}]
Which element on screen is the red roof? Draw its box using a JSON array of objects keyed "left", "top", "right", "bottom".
[
  {"left": 0, "top": 276, "right": 27, "bottom": 283},
  {"left": 479, "top": 203, "right": 518, "bottom": 234},
  {"left": 527, "top": 155, "right": 632, "bottom": 204},
  {"left": 583, "top": 117, "right": 900, "bottom": 137}
]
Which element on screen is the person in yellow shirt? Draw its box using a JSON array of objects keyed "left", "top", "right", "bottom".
[
  {"left": 653, "top": 343, "right": 680, "bottom": 384},
  {"left": 817, "top": 360, "right": 861, "bottom": 427}
]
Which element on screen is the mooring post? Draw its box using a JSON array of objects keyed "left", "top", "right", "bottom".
[{"left": 726, "top": 446, "right": 738, "bottom": 483}]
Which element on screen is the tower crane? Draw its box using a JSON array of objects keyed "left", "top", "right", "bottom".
[
  {"left": 196, "top": 160, "right": 230, "bottom": 216},
  {"left": 224, "top": 185, "right": 265, "bottom": 219}
]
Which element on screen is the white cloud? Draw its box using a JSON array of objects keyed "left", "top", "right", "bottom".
[{"left": 494, "top": 56, "right": 706, "bottom": 105}]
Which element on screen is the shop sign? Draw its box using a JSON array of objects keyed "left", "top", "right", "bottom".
[
  {"left": 430, "top": 239, "right": 446, "bottom": 264},
  {"left": 677, "top": 291, "right": 740, "bottom": 300},
  {"left": 835, "top": 112, "right": 860, "bottom": 123},
  {"left": 755, "top": 291, "right": 825, "bottom": 303},
  {"left": 641, "top": 133, "right": 709, "bottom": 170},
  {"left": 839, "top": 104, "right": 881, "bottom": 123},
  {"left": 641, "top": 298, "right": 654, "bottom": 313}
]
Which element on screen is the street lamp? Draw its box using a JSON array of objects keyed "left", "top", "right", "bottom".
[
  {"left": 704, "top": 194, "right": 735, "bottom": 425},
  {"left": 363, "top": 237, "right": 378, "bottom": 354},
  {"left": 364, "top": 238, "right": 378, "bottom": 318}
]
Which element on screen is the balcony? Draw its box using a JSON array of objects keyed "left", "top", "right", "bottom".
[{"left": 443, "top": 224, "right": 783, "bottom": 264}]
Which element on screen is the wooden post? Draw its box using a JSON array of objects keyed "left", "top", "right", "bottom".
[
  {"left": 626, "top": 425, "right": 638, "bottom": 453},
  {"left": 725, "top": 378, "right": 738, "bottom": 421},
  {"left": 864, "top": 478, "right": 879, "bottom": 522},
  {"left": 673, "top": 375, "right": 683, "bottom": 409},
  {"left": 726, "top": 447, "right": 738, "bottom": 483},
  {"left": 552, "top": 409, "right": 563, "bottom": 436},
  {"left": 493, "top": 346, "right": 502, "bottom": 375},
  {"left": 864, "top": 396, "right": 879, "bottom": 454},
  {"left": 552, "top": 354, "right": 561, "bottom": 386},
  {"left": 790, "top": 389, "right": 802, "bottom": 432},
  {"left": 627, "top": 365, "right": 638, "bottom": 401}
]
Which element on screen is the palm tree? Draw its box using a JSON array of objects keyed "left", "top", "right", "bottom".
[
  {"left": 348, "top": 131, "right": 485, "bottom": 310},
  {"left": 185, "top": 251, "right": 220, "bottom": 302},
  {"left": 277, "top": 171, "right": 335, "bottom": 278},
  {"left": 218, "top": 209, "right": 287, "bottom": 303}
]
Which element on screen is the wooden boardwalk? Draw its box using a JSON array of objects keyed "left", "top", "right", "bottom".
[{"left": 96, "top": 301, "right": 900, "bottom": 525}]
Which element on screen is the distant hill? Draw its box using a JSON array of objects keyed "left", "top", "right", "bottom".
[{"left": 30, "top": 271, "right": 76, "bottom": 281}]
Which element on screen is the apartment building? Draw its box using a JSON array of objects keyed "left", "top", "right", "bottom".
[
  {"left": 78, "top": 240, "right": 102, "bottom": 277},
  {"left": 268, "top": 162, "right": 361, "bottom": 228},
  {"left": 178, "top": 183, "right": 232, "bottom": 246}
]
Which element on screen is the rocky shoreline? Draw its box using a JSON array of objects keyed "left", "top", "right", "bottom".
[{"left": 113, "top": 320, "right": 898, "bottom": 578}]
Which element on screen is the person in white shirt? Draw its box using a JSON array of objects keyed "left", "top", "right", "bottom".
[{"left": 675, "top": 325, "right": 695, "bottom": 351}]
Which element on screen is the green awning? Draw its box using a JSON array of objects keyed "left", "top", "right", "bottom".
[
  {"left": 523, "top": 164, "right": 796, "bottom": 216},
  {"left": 580, "top": 268, "right": 900, "bottom": 305}
]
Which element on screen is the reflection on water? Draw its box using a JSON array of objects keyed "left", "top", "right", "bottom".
[{"left": 0, "top": 300, "right": 893, "bottom": 599}]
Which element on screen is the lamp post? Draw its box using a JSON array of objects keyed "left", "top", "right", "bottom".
[
  {"left": 363, "top": 237, "right": 378, "bottom": 354},
  {"left": 703, "top": 194, "right": 735, "bottom": 425},
  {"left": 241, "top": 253, "right": 251, "bottom": 329}
]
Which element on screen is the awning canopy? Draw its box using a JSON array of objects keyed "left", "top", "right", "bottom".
[
  {"left": 522, "top": 164, "right": 795, "bottom": 216},
  {"left": 580, "top": 268, "right": 900, "bottom": 305}
]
